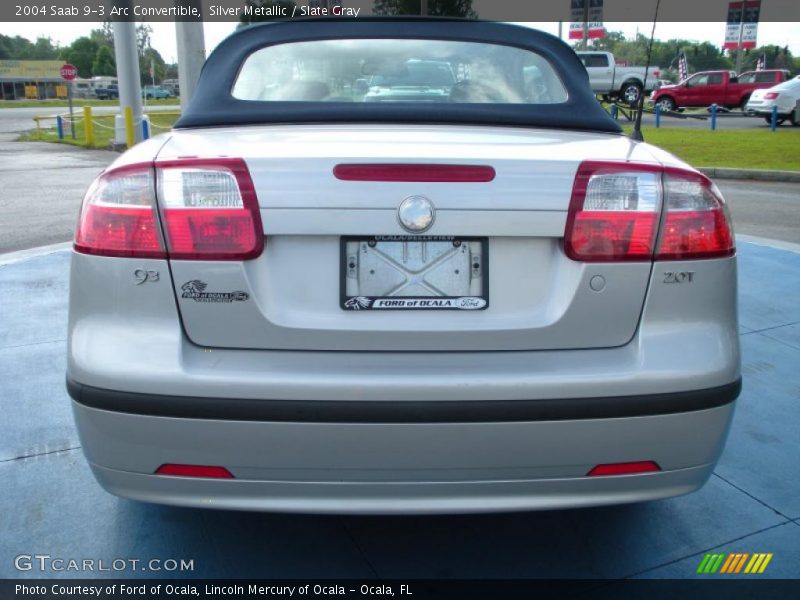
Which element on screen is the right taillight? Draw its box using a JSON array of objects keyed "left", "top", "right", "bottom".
[
  {"left": 764, "top": 92, "right": 780, "bottom": 100},
  {"left": 565, "top": 161, "right": 734, "bottom": 262},
  {"left": 656, "top": 169, "right": 735, "bottom": 260}
]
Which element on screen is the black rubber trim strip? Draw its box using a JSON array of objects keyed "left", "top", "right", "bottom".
[{"left": 67, "top": 377, "right": 741, "bottom": 424}]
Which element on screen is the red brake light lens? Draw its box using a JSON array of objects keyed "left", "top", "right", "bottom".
[
  {"left": 565, "top": 161, "right": 734, "bottom": 262},
  {"left": 156, "top": 158, "right": 263, "bottom": 260},
  {"left": 74, "top": 164, "right": 165, "bottom": 258},
  {"left": 155, "top": 464, "right": 234, "bottom": 479},
  {"left": 764, "top": 92, "right": 780, "bottom": 100},
  {"left": 333, "top": 164, "right": 496, "bottom": 182},
  {"left": 655, "top": 170, "right": 735, "bottom": 260},
  {"left": 587, "top": 461, "right": 661, "bottom": 476},
  {"left": 565, "top": 162, "right": 662, "bottom": 262}
]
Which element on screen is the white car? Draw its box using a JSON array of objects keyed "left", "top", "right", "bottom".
[
  {"left": 746, "top": 75, "right": 800, "bottom": 125},
  {"left": 67, "top": 20, "right": 740, "bottom": 514}
]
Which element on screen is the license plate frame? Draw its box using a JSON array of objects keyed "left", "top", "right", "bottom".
[{"left": 340, "top": 235, "right": 489, "bottom": 311}]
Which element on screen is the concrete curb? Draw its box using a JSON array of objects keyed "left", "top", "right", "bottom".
[{"left": 699, "top": 167, "right": 800, "bottom": 183}]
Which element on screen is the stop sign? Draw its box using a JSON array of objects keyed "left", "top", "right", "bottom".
[{"left": 60, "top": 64, "right": 78, "bottom": 81}]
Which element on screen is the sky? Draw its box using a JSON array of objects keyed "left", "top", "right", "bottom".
[{"left": 3, "top": 21, "right": 799, "bottom": 64}]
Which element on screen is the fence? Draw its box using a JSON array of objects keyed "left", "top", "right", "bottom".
[
  {"left": 607, "top": 101, "right": 785, "bottom": 132},
  {"left": 32, "top": 106, "right": 180, "bottom": 149}
]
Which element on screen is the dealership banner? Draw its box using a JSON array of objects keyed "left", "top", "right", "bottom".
[
  {"left": 2, "top": 0, "right": 800, "bottom": 22},
  {"left": 724, "top": 0, "right": 762, "bottom": 49},
  {"left": 569, "top": 0, "right": 605, "bottom": 41},
  {"left": 3, "top": 579, "right": 800, "bottom": 599}
]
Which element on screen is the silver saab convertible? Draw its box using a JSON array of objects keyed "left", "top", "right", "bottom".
[{"left": 67, "top": 19, "right": 740, "bottom": 514}]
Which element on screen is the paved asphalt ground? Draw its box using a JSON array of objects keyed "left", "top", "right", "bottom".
[{"left": 1, "top": 108, "right": 799, "bottom": 582}]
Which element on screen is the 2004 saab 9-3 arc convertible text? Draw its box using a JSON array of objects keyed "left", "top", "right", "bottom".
[{"left": 66, "top": 19, "right": 741, "bottom": 514}]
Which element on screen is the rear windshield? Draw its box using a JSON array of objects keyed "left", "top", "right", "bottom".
[{"left": 232, "top": 39, "right": 569, "bottom": 105}]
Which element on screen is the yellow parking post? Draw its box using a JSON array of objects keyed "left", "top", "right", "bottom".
[
  {"left": 83, "top": 106, "right": 95, "bottom": 147},
  {"left": 124, "top": 105, "right": 135, "bottom": 148}
]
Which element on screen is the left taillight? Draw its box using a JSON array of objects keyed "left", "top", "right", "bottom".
[
  {"left": 764, "top": 92, "right": 780, "bottom": 100},
  {"left": 74, "top": 164, "right": 165, "bottom": 258},
  {"left": 75, "top": 158, "right": 263, "bottom": 261}
]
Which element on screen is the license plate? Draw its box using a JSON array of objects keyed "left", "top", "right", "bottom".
[{"left": 341, "top": 236, "right": 488, "bottom": 311}]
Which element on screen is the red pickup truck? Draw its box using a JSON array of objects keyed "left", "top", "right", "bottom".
[{"left": 651, "top": 69, "right": 790, "bottom": 111}]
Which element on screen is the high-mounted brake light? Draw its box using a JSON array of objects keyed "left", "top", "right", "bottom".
[
  {"left": 565, "top": 161, "right": 734, "bottom": 262},
  {"left": 74, "top": 164, "right": 165, "bottom": 258},
  {"left": 75, "top": 158, "right": 263, "bottom": 261},
  {"left": 333, "top": 164, "right": 496, "bottom": 182}
]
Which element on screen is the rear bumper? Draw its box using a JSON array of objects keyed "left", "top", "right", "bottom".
[{"left": 69, "top": 383, "right": 739, "bottom": 514}]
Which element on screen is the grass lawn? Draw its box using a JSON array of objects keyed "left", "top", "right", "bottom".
[
  {"left": 18, "top": 112, "right": 181, "bottom": 149},
  {"left": 623, "top": 126, "right": 800, "bottom": 171},
  {"left": 0, "top": 98, "right": 180, "bottom": 109},
  {"left": 17, "top": 114, "right": 800, "bottom": 173}
]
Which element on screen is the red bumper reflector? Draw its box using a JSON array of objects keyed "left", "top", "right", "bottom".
[
  {"left": 333, "top": 164, "right": 496, "bottom": 182},
  {"left": 155, "top": 464, "right": 234, "bottom": 479},
  {"left": 587, "top": 461, "right": 661, "bottom": 476}
]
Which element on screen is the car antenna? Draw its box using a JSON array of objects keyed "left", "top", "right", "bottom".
[{"left": 631, "top": 0, "right": 662, "bottom": 142}]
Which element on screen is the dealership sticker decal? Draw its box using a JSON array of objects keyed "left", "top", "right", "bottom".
[
  {"left": 344, "top": 296, "right": 486, "bottom": 310},
  {"left": 696, "top": 552, "right": 773, "bottom": 574},
  {"left": 181, "top": 280, "right": 249, "bottom": 303}
]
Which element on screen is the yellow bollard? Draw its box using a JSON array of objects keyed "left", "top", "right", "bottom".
[
  {"left": 83, "top": 106, "right": 95, "bottom": 147},
  {"left": 124, "top": 105, "right": 135, "bottom": 148}
]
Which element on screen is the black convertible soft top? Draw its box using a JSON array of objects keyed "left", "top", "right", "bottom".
[{"left": 175, "top": 19, "right": 622, "bottom": 134}]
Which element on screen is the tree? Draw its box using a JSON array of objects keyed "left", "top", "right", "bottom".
[
  {"left": 92, "top": 45, "right": 116, "bottom": 76},
  {"left": 140, "top": 47, "right": 167, "bottom": 84},
  {"left": 60, "top": 37, "right": 100, "bottom": 78},
  {"left": 736, "top": 45, "right": 795, "bottom": 72},
  {"left": 90, "top": 23, "right": 114, "bottom": 48},
  {"left": 374, "top": 0, "right": 477, "bottom": 17},
  {"left": 0, "top": 34, "right": 60, "bottom": 60}
]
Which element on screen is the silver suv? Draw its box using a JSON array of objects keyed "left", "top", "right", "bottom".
[{"left": 67, "top": 21, "right": 740, "bottom": 514}]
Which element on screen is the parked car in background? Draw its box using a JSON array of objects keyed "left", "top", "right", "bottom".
[
  {"left": 745, "top": 75, "right": 800, "bottom": 125},
  {"left": 143, "top": 85, "right": 173, "bottom": 99},
  {"left": 94, "top": 83, "right": 118, "bottom": 100},
  {"left": 576, "top": 51, "right": 661, "bottom": 105},
  {"left": 651, "top": 69, "right": 790, "bottom": 111},
  {"left": 161, "top": 78, "right": 180, "bottom": 97},
  {"left": 68, "top": 20, "right": 740, "bottom": 514},
  {"left": 72, "top": 80, "right": 95, "bottom": 99},
  {"left": 363, "top": 59, "right": 456, "bottom": 102}
]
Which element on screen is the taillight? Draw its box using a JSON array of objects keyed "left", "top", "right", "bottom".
[
  {"left": 74, "top": 158, "right": 263, "bottom": 261},
  {"left": 74, "top": 164, "right": 165, "bottom": 258},
  {"left": 565, "top": 162, "right": 661, "bottom": 261},
  {"left": 565, "top": 161, "right": 734, "bottom": 262},
  {"left": 764, "top": 92, "right": 780, "bottom": 100},
  {"left": 656, "top": 169, "right": 735, "bottom": 260},
  {"left": 156, "top": 158, "right": 263, "bottom": 260}
]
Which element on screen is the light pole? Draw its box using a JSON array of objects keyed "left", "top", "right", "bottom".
[
  {"left": 112, "top": 1, "right": 143, "bottom": 144},
  {"left": 176, "top": 0, "right": 206, "bottom": 110}
]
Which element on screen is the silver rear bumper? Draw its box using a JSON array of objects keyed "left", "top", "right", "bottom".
[{"left": 72, "top": 398, "right": 736, "bottom": 514}]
